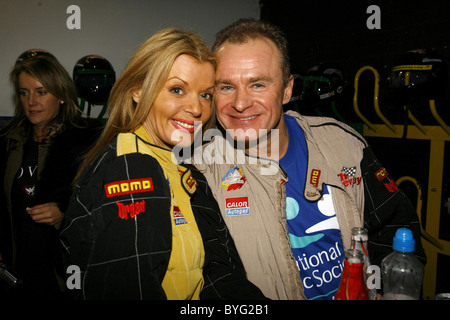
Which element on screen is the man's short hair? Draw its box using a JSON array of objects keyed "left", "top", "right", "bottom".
[{"left": 212, "top": 18, "right": 291, "bottom": 85}]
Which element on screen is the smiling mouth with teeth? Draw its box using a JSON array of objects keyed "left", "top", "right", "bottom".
[
  {"left": 236, "top": 115, "right": 257, "bottom": 121},
  {"left": 173, "top": 119, "right": 194, "bottom": 129}
]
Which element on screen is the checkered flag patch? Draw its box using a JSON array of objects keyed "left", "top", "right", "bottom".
[{"left": 342, "top": 166, "right": 356, "bottom": 177}]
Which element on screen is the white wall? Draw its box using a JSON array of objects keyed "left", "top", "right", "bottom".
[{"left": 0, "top": 0, "right": 260, "bottom": 117}]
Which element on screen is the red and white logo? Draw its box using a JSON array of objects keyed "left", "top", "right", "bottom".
[
  {"left": 225, "top": 197, "right": 249, "bottom": 216},
  {"left": 173, "top": 206, "right": 187, "bottom": 225}
]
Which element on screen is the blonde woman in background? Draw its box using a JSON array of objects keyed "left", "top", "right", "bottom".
[{"left": 0, "top": 50, "right": 103, "bottom": 299}]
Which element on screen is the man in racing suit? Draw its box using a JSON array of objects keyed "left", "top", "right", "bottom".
[
  {"left": 195, "top": 110, "right": 426, "bottom": 299},
  {"left": 193, "top": 18, "right": 426, "bottom": 300}
]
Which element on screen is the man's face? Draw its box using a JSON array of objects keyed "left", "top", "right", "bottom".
[{"left": 214, "top": 38, "right": 293, "bottom": 143}]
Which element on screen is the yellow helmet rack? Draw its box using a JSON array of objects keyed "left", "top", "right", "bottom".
[{"left": 354, "top": 65, "right": 450, "bottom": 299}]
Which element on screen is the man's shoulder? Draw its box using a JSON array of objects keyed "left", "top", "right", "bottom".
[{"left": 285, "top": 110, "right": 367, "bottom": 146}]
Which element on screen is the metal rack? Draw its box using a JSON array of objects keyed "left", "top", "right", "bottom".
[{"left": 354, "top": 66, "right": 450, "bottom": 299}]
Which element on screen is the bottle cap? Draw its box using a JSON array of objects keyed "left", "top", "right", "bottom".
[{"left": 393, "top": 228, "right": 415, "bottom": 252}]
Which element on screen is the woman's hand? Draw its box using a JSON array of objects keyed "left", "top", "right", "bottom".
[{"left": 26, "top": 202, "right": 63, "bottom": 227}]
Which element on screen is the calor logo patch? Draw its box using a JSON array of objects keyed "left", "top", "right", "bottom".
[
  {"left": 225, "top": 197, "right": 249, "bottom": 216},
  {"left": 173, "top": 206, "right": 187, "bottom": 225}
]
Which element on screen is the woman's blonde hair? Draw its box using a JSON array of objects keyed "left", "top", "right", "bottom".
[
  {"left": 75, "top": 28, "right": 216, "bottom": 182},
  {"left": 4, "top": 54, "right": 81, "bottom": 142}
]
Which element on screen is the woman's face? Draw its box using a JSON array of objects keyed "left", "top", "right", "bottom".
[
  {"left": 18, "top": 72, "right": 61, "bottom": 134},
  {"left": 138, "top": 54, "right": 215, "bottom": 150}
]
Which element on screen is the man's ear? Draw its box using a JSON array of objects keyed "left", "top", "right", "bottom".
[
  {"left": 132, "top": 89, "right": 142, "bottom": 104},
  {"left": 282, "top": 75, "right": 294, "bottom": 105}
]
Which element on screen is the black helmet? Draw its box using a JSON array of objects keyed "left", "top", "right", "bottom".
[
  {"left": 389, "top": 49, "right": 447, "bottom": 102},
  {"left": 73, "top": 55, "right": 116, "bottom": 104},
  {"left": 15, "top": 48, "right": 56, "bottom": 66},
  {"left": 300, "top": 63, "right": 345, "bottom": 104}
]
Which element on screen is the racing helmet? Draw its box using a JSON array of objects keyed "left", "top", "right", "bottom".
[
  {"left": 73, "top": 55, "right": 116, "bottom": 104},
  {"left": 15, "top": 48, "right": 57, "bottom": 66},
  {"left": 389, "top": 49, "right": 447, "bottom": 102},
  {"left": 300, "top": 63, "right": 345, "bottom": 104}
]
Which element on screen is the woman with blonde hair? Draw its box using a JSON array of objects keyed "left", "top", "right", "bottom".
[
  {"left": 0, "top": 50, "right": 103, "bottom": 299},
  {"left": 60, "top": 29, "right": 265, "bottom": 300}
]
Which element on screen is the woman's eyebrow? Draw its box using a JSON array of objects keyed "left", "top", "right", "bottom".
[
  {"left": 19, "top": 86, "right": 45, "bottom": 90},
  {"left": 166, "top": 76, "right": 187, "bottom": 84}
]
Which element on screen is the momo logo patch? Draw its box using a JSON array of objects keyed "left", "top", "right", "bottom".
[
  {"left": 310, "top": 169, "right": 321, "bottom": 188},
  {"left": 105, "top": 178, "right": 153, "bottom": 198},
  {"left": 374, "top": 167, "right": 398, "bottom": 192},
  {"left": 375, "top": 167, "right": 388, "bottom": 181}
]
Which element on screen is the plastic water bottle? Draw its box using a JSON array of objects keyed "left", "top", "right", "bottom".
[{"left": 381, "top": 228, "right": 424, "bottom": 300}]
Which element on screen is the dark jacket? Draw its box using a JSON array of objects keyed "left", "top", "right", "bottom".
[
  {"left": 59, "top": 132, "right": 266, "bottom": 300},
  {"left": 0, "top": 118, "right": 103, "bottom": 269},
  {"left": 37, "top": 119, "right": 104, "bottom": 212}
]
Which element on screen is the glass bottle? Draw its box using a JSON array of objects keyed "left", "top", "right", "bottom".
[
  {"left": 351, "top": 227, "right": 378, "bottom": 299},
  {"left": 381, "top": 228, "right": 424, "bottom": 300},
  {"left": 334, "top": 249, "right": 369, "bottom": 300}
]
